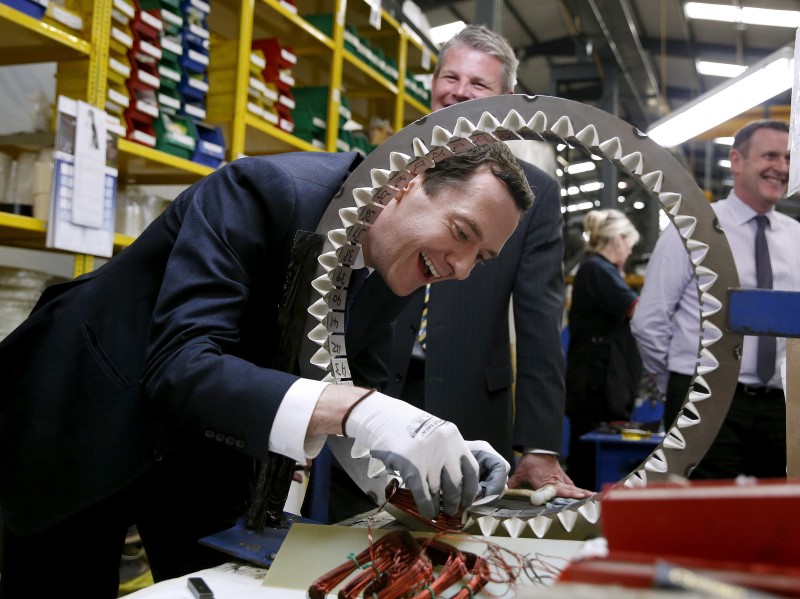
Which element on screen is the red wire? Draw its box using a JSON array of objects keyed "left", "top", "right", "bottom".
[{"left": 309, "top": 482, "right": 551, "bottom": 598}]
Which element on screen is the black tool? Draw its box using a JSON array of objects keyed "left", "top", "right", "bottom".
[{"left": 187, "top": 576, "right": 214, "bottom": 599}]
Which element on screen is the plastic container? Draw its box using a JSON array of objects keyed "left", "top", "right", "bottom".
[
  {"left": 124, "top": 111, "right": 157, "bottom": 147},
  {"left": 157, "top": 80, "right": 181, "bottom": 114},
  {"left": 129, "top": 6, "right": 163, "bottom": 66},
  {"left": 0, "top": 266, "right": 51, "bottom": 341},
  {"left": 0, "top": 0, "right": 46, "bottom": 19},
  {"left": 32, "top": 148, "right": 54, "bottom": 221},
  {"left": 0, "top": 156, "right": 34, "bottom": 217},
  {"left": 191, "top": 122, "right": 225, "bottom": 167},
  {"left": 0, "top": 152, "right": 11, "bottom": 208},
  {"left": 127, "top": 79, "right": 160, "bottom": 120},
  {"left": 180, "top": 34, "right": 209, "bottom": 74},
  {"left": 179, "top": 71, "right": 208, "bottom": 102},
  {"left": 154, "top": 112, "right": 197, "bottom": 159},
  {"left": 251, "top": 37, "right": 297, "bottom": 70}
]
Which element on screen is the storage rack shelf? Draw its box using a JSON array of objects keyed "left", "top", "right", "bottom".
[
  {"left": 0, "top": 2, "right": 91, "bottom": 64},
  {"left": 0, "top": 212, "right": 134, "bottom": 255},
  {"left": 0, "top": 0, "right": 434, "bottom": 274}
]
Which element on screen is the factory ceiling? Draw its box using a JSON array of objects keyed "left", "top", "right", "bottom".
[{"left": 413, "top": 0, "right": 798, "bottom": 225}]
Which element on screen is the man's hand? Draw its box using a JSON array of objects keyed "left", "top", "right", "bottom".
[
  {"left": 344, "top": 391, "right": 480, "bottom": 519},
  {"left": 508, "top": 453, "right": 593, "bottom": 499}
]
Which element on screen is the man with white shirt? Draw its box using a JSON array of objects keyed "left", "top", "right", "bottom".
[
  {"left": 0, "top": 144, "right": 530, "bottom": 598},
  {"left": 632, "top": 119, "right": 798, "bottom": 479}
]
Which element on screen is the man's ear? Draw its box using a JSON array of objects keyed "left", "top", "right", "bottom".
[
  {"left": 394, "top": 175, "right": 421, "bottom": 203},
  {"left": 729, "top": 148, "right": 744, "bottom": 175}
]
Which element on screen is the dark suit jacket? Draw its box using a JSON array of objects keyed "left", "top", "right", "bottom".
[
  {"left": 0, "top": 152, "right": 408, "bottom": 535},
  {"left": 382, "top": 161, "right": 565, "bottom": 462}
]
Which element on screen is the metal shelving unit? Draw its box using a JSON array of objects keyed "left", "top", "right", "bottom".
[{"left": 0, "top": 0, "right": 435, "bottom": 274}]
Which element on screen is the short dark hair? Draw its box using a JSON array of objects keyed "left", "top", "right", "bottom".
[
  {"left": 732, "top": 119, "right": 789, "bottom": 157},
  {"left": 433, "top": 25, "right": 518, "bottom": 94},
  {"left": 421, "top": 142, "right": 533, "bottom": 213}
]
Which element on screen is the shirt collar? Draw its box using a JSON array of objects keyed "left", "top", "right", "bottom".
[{"left": 724, "top": 191, "right": 774, "bottom": 227}]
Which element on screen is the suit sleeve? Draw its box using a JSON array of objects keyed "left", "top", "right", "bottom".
[
  {"left": 141, "top": 160, "right": 305, "bottom": 463},
  {"left": 630, "top": 223, "right": 694, "bottom": 393},
  {"left": 511, "top": 166, "right": 567, "bottom": 453}
]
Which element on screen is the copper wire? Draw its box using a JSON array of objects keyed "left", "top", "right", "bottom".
[
  {"left": 309, "top": 530, "right": 498, "bottom": 599},
  {"left": 383, "top": 480, "right": 465, "bottom": 532},
  {"left": 308, "top": 482, "right": 569, "bottom": 598}
]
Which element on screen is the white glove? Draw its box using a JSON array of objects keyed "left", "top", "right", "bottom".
[
  {"left": 465, "top": 440, "right": 510, "bottom": 503},
  {"left": 344, "top": 391, "right": 480, "bottom": 519}
]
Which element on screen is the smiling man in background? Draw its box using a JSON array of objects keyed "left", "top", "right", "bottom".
[
  {"left": 633, "top": 119, "right": 800, "bottom": 480},
  {"left": 380, "top": 25, "right": 592, "bottom": 502}
]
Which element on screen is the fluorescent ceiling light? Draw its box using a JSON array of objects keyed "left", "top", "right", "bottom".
[
  {"left": 564, "top": 181, "right": 604, "bottom": 196},
  {"left": 565, "top": 200, "right": 594, "bottom": 213},
  {"left": 685, "top": 2, "right": 800, "bottom": 28},
  {"left": 696, "top": 60, "right": 747, "bottom": 78},
  {"left": 647, "top": 45, "right": 794, "bottom": 147},
  {"left": 580, "top": 181, "right": 604, "bottom": 193},
  {"left": 430, "top": 21, "right": 466, "bottom": 46},
  {"left": 718, "top": 159, "right": 731, "bottom": 168},
  {"left": 565, "top": 161, "right": 596, "bottom": 175},
  {"left": 715, "top": 136, "right": 734, "bottom": 145}
]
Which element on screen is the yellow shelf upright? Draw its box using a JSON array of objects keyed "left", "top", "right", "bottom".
[
  {"left": 326, "top": 0, "right": 347, "bottom": 152},
  {"left": 87, "top": 0, "right": 114, "bottom": 107},
  {"left": 393, "top": 29, "right": 409, "bottom": 132},
  {"left": 229, "top": 0, "right": 256, "bottom": 158},
  {"left": 73, "top": 254, "right": 94, "bottom": 277},
  {"left": 65, "top": 0, "right": 114, "bottom": 275}
]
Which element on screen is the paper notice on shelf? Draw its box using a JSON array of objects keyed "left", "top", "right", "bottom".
[
  {"left": 72, "top": 102, "right": 107, "bottom": 228},
  {"left": 46, "top": 96, "right": 122, "bottom": 258},
  {"left": 363, "top": 0, "right": 381, "bottom": 29}
]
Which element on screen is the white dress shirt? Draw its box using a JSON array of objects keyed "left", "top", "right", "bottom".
[
  {"left": 631, "top": 192, "right": 800, "bottom": 392},
  {"left": 267, "top": 254, "right": 373, "bottom": 463}
]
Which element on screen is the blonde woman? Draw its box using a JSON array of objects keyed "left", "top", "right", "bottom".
[{"left": 564, "top": 209, "right": 642, "bottom": 490}]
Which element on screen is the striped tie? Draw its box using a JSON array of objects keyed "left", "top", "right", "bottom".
[{"left": 417, "top": 284, "right": 430, "bottom": 350}]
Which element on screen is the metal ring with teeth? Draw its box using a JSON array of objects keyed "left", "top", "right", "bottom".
[{"left": 297, "top": 95, "right": 742, "bottom": 539}]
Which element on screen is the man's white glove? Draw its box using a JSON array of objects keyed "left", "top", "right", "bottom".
[
  {"left": 465, "top": 440, "right": 510, "bottom": 503},
  {"left": 344, "top": 391, "right": 480, "bottom": 519}
]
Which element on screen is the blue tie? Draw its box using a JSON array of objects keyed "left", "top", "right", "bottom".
[{"left": 754, "top": 215, "right": 775, "bottom": 384}]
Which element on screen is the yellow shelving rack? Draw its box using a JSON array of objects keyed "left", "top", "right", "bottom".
[{"left": 0, "top": 0, "right": 435, "bottom": 276}]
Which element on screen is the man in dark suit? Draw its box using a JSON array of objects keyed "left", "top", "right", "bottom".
[
  {"left": 0, "top": 144, "right": 530, "bottom": 598},
  {"left": 383, "top": 26, "right": 592, "bottom": 498}
]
